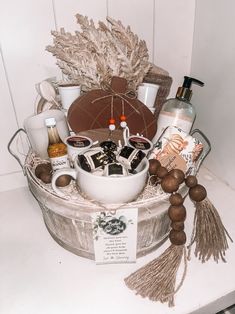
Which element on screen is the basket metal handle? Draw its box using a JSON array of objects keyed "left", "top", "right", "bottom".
[
  {"left": 152, "top": 126, "right": 211, "bottom": 174},
  {"left": 190, "top": 128, "right": 211, "bottom": 172},
  {"left": 7, "top": 128, "right": 27, "bottom": 174}
]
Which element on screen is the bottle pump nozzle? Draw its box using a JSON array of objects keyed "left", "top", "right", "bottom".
[{"left": 176, "top": 76, "right": 204, "bottom": 101}]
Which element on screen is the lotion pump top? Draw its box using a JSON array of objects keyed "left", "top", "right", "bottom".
[{"left": 176, "top": 76, "right": 204, "bottom": 102}]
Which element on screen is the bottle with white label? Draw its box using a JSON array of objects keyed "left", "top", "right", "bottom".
[
  {"left": 45, "top": 117, "right": 70, "bottom": 171},
  {"left": 152, "top": 76, "right": 204, "bottom": 144}
]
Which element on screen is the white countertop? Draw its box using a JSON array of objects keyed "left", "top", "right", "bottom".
[{"left": 1, "top": 167, "right": 235, "bottom": 314}]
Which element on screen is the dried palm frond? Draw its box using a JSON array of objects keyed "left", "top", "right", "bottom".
[{"left": 46, "top": 13, "right": 151, "bottom": 91}]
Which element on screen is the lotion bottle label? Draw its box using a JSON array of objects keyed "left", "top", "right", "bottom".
[{"left": 153, "top": 111, "right": 193, "bottom": 144}]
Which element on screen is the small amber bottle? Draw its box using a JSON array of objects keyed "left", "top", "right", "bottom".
[{"left": 45, "top": 117, "right": 70, "bottom": 171}]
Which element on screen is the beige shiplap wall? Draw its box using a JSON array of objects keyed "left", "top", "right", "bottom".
[{"left": 0, "top": 0, "right": 195, "bottom": 191}]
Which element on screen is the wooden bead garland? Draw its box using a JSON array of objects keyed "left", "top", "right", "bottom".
[
  {"left": 169, "top": 229, "right": 186, "bottom": 245},
  {"left": 149, "top": 163, "right": 189, "bottom": 248},
  {"left": 161, "top": 175, "right": 179, "bottom": 193},
  {"left": 148, "top": 159, "right": 161, "bottom": 175},
  {"left": 125, "top": 162, "right": 188, "bottom": 307},
  {"left": 168, "top": 169, "right": 185, "bottom": 184},
  {"left": 185, "top": 175, "right": 198, "bottom": 188},
  {"left": 171, "top": 221, "right": 184, "bottom": 231},
  {"left": 189, "top": 184, "right": 207, "bottom": 202},
  {"left": 155, "top": 165, "right": 216, "bottom": 251},
  {"left": 155, "top": 165, "right": 168, "bottom": 178},
  {"left": 168, "top": 205, "right": 186, "bottom": 223},
  {"left": 125, "top": 159, "right": 232, "bottom": 307},
  {"left": 149, "top": 160, "right": 232, "bottom": 264},
  {"left": 169, "top": 193, "right": 184, "bottom": 206},
  {"left": 159, "top": 168, "right": 187, "bottom": 246}
]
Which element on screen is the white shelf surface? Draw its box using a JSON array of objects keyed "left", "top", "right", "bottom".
[{"left": 0, "top": 167, "right": 235, "bottom": 314}]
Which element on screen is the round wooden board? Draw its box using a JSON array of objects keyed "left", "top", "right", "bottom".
[{"left": 67, "top": 89, "right": 157, "bottom": 140}]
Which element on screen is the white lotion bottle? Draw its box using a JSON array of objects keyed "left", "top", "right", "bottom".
[{"left": 152, "top": 76, "right": 204, "bottom": 144}]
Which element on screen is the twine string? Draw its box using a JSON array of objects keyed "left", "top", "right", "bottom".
[
  {"left": 77, "top": 186, "right": 140, "bottom": 213},
  {"left": 166, "top": 245, "right": 187, "bottom": 297},
  {"left": 92, "top": 82, "right": 140, "bottom": 115},
  {"left": 187, "top": 202, "right": 197, "bottom": 260}
]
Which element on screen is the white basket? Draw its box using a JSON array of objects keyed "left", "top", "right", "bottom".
[{"left": 8, "top": 128, "right": 210, "bottom": 260}]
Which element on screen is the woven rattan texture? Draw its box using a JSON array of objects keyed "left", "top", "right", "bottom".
[{"left": 144, "top": 64, "right": 173, "bottom": 118}]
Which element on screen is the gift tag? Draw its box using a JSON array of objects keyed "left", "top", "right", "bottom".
[{"left": 92, "top": 208, "right": 138, "bottom": 264}]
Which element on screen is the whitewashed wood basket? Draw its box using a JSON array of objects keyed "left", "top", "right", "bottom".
[
  {"left": 26, "top": 152, "right": 173, "bottom": 259},
  {"left": 8, "top": 128, "right": 210, "bottom": 260}
]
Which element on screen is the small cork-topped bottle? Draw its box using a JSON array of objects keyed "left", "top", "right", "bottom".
[{"left": 45, "top": 117, "right": 70, "bottom": 171}]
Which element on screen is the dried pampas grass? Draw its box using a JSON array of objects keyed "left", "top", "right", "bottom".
[{"left": 46, "top": 14, "right": 151, "bottom": 91}]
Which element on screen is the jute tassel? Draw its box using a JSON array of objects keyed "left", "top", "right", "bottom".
[
  {"left": 188, "top": 196, "right": 233, "bottom": 263},
  {"left": 124, "top": 244, "right": 187, "bottom": 307},
  {"left": 124, "top": 167, "right": 189, "bottom": 307}
]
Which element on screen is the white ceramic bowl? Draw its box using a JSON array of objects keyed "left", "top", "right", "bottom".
[{"left": 51, "top": 158, "right": 149, "bottom": 204}]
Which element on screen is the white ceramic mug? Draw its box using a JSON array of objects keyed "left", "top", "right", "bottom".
[
  {"left": 137, "top": 82, "right": 159, "bottom": 108},
  {"left": 24, "top": 109, "right": 69, "bottom": 159},
  {"left": 58, "top": 84, "right": 81, "bottom": 110}
]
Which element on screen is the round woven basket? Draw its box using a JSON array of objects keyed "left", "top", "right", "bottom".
[{"left": 25, "top": 151, "right": 188, "bottom": 260}]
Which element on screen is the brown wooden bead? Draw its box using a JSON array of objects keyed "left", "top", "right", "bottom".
[
  {"left": 40, "top": 171, "right": 52, "bottom": 184},
  {"left": 168, "top": 205, "right": 186, "bottom": 222},
  {"left": 168, "top": 169, "right": 185, "bottom": 184},
  {"left": 171, "top": 221, "right": 184, "bottom": 231},
  {"left": 161, "top": 175, "right": 179, "bottom": 193},
  {"left": 156, "top": 166, "right": 168, "bottom": 178},
  {"left": 169, "top": 230, "right": 186, "bottom": 245},
  {"left": 185, "top": 175, "right": 198, "bottom": 188},
  {"left": 148, "top": 159, "right": 161, "bottom": 175},
  {"left": 56, "top": 175, "right": 72, "bottom": 187},
  {"left": 189, "top": 184, "right": 207, "bottom": 202},
  {"left": 169, "top": 193, "right": 184, "bottom": 206},
  {"left": 35, "top": 163, "right": 52, "bottom": 178}
]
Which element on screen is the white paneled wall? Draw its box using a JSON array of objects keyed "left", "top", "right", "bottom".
[
  {"left": 0, "top": 0, "right": 195, "bottom": 192},
  {"left": 154, "top": 0, "right": 195, "bottom": 95},
  {"left": 0, "top": 47, "right": 27, "bottom": 190},
  {"left": 191, "top": 0, "right": 235, "bottom": 189},
  {"left": 0, "top": 1, "right": 59, "bottom": 126},
  {"left": 54, "top": 0, "right": 107, "bottom": 31},
  {"left": 108, "top": 0, "right": 155, "bottom": 62}
]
